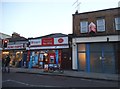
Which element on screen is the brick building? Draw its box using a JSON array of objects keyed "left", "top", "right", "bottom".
[{"left": 72, "top": 7, "right": 120, "bottom": 74}]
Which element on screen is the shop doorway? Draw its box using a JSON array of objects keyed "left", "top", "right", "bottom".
[
  {"left": 61, "top": 49, "right": 72, "bottom": 70},
  {"left": 90, "top": 43, "right": 115, "bottom": 73},
  {"left": 77, "top": 43, "right": 116, "bottom": 74}
]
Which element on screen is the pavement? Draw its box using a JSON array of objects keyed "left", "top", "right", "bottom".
[{"left": 5, "top": 67, "right": 119, "bottom": 82}]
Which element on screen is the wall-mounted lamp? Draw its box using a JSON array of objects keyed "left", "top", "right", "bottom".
[
  {"left": 107, "top": 37, "right": 109, "bottom": 42},
  {"left": 73, "top": 43, "right": 76, "bottom": 46}
]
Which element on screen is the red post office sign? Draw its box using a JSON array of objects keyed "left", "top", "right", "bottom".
[
  {"left": 42, "top": 38, "right": 54, "bottom": 46},
  {"left": 58, "top": 38, "right": 64, "bottom": 43}
]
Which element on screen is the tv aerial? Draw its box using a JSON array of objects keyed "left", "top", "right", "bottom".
[{"left": 72, "top": 0, "right": 81, "bottom": 13}]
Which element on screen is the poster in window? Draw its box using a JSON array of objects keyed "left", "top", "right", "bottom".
[
  {"left": 39, "top": 54, "right": 43, "bottom": 61},
  {"left": 50, "top": 55, "right": 55, "bottom": 63}
]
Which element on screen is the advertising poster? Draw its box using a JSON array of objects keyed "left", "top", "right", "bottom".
[
  {"left": 39, "top": 54, "right": 43, "bottom": 61},
  {"left": 50, "top": 55, "right": 54, "bottom": 63},
  {"left": 55, "top": 50, "right": 59, "bottom": 64}
]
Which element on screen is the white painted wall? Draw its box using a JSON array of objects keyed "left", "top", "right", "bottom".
[
  {"left": 72, "top": 38, "right": 78, "bottom": 70},
  {"left": 75, "top": 35, "right": 119, "bottom": 43},
  {"left": 54, "top": 37, "right": 68, "bottom": 45}
]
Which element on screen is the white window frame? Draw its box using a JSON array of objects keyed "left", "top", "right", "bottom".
[
  {"left": 97, "top": 19, "right": 105, "bottom": 32},
  {"left": 80, "top": 21, "right": 88, "bottom": 33},
  {"left": 115, "top": 17, "right": 120, "bottom": 30}
]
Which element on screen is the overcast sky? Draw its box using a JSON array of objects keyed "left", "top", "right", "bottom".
[{"left": 0, "top": 0, "right": 120, "bottom": 38}]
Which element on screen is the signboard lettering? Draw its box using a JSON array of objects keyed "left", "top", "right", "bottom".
[
  {"left": 7, "top": 44, "right": 23, "bottom": 49},
  {"left": 42, "top": 38, "right": 54, "bottom": 46}
]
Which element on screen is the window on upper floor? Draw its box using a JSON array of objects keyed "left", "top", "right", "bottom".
[
  {"left": 115, "top": 17, "right": 120, "bottom": 30},
  {"left": 97, "top": 19, "right": 105, "bottom": 32},
  {"left": 80, "top": 21, "right": 88, "bottom": 33}
]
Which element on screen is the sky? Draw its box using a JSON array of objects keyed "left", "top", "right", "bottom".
[{"left": 0, "top": 0, "right": 120, "bottom": 38}]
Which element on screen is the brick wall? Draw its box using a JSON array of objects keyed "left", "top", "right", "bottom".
[{"left": 73, "top": 8, "right": 120, "bottom": 37}]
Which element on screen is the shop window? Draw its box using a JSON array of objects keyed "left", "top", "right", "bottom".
[
  {"left": 39, "top": 54, "right": 44, "bottom": 61},
  {"left": 78, "top": 53, "right": 86, "bottom": 71},
  {"left": 115, "top": 17, "right": 120, "bottom": 30},
  {"left": 39, "top": 62, "right": 43, "bottom": 68},
  {"left": 78, "top": 44, "right": 86, "bottom": 52},
  {"left": 10, "top": 52, "right": 15, "bottom": 66},
  {"left": 49, "top": 55, "right": 55, "bottom": 63},
  {"left": 80, "top": 21, "right": 88, "bottom": 33},
  {"left": 89, "top": 43, "right": 102, "bottom": 52},
  {"left": 77, "top": 44, "right": 86, "bottom": 71},
  {"left": 48, "top": 50, "right": 55, "bottom": 53},
  {"left": 32, "top": 52, "right": 35, "bottom": 56},
  {"left": 97, "top": 19, "right": 105, "bottom": 32},
  {"left": 44, "top": 53, "right": 48, "bottom": 64},
  {"left": 16, "top": 51, "right": 23, "bottom": 61}
]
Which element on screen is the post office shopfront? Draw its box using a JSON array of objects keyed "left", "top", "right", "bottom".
[{"left": 27, "top": 35, "right": 72, "bottom": 70}]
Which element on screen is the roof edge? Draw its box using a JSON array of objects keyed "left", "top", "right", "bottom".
[{"left": 72, "top": 7, "right": 120, "bottom": 16}]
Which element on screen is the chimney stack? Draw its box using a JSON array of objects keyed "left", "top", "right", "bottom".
[{"left": 75, "top": 10, "right": 78, "bottom": 14}]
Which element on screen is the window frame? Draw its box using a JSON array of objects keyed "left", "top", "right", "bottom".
[
  {"left": 97, "top": 18, "right": 105, "bottom": 32},
  {"left": 115, "top": 17, "right": 120, "bottom": 30},
  {"left": 80, "top": 21, "right": 88, "bottom": 33}
]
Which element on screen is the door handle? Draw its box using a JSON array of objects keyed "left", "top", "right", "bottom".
[{"left": 99, "top": 56, "right": 105, "bottom": 60}]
